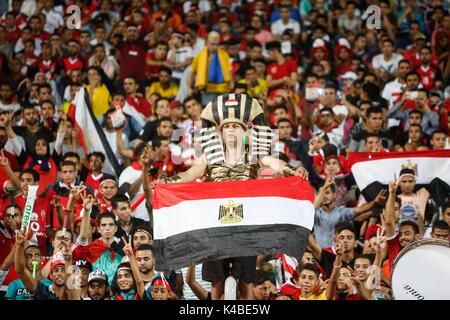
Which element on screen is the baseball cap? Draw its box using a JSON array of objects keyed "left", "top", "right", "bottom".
[
  {"left": 50, "top": 260, "right": 65, "bottom": 272},
  {"left": 341, "top": 71, "right": 358, "bottom": 81},
  {"left": 88, "top": 270, "right": 108, "bottom": 284},
  {"left": 75, "top": 259, "right": 93, "bottom": 272},
  {"left": 414, "top": 32, "right": 426, "bottom": 41}
]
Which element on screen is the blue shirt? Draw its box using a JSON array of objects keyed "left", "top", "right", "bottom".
[
  {"left": 314, "top": 207, "right": 355, "bottom": 248},
  {"left": 6, "top": 278, "right": 52, "bottom": 300}
]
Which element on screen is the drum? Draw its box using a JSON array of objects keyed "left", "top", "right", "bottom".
[{"left": 391, "top": 239, "right": 450, "bottom": 300}]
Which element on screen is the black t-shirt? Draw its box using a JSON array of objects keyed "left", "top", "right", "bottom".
[
  {"left": 139, "top": 120, "right": 158, "bottom": 143},
  {"left": 319, "top": 250, "right": 356, "bottom": 278},
  {"left": 14, "top": 125, "right": 55, "bottom": 156},
  {"left": 32, "top": 282, "right": 59, "bottom": 300}
]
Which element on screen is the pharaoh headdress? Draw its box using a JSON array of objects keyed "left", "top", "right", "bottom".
[{"left": 199, "top": 93, "right": 273, "bottom": 164}]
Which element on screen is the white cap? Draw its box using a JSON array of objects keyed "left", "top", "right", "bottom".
[{"left": 341, "top": 71, "right": 358, "bottom": 81}]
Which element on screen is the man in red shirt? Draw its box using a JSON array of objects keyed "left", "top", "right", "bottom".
[
  {"left": 28, "top": 15, "right": 51, "bottom": 42},
  {"left": 37, "top": 41, "right": 59, "bottom": 81},
  {"left": 7, "top": 0, "right": 28, "bottom": 30},
  {"left": 119, "top": 26, "right": 147, "bottom": 82},
  {"left": 63, "top": 40, "right": 84, "bottom": 73},
  {"left": 415, "top": 46, "right": 443, "bottom": 90},
  {"left": 0, "top": 169, "right": 52, "bottom": 256},
  {"left": 265, "top": 41, "right": 298, "bottom": 98}
]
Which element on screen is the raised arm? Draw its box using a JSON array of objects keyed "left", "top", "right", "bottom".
[
  {"left": 115, "top": 128, "right": 134, "bottom": 160},
  {"left": 0, "top": 149, "right": 21, "bottom": 190},
  {"left": 142, "top": 149, "right": 153, "bottom": 208},
  {"left": 78, "top": 192, "right": 94, "bottom": 244},
  {"left": 325, "top": 241, "right": 343, "bottom": 300},
  {"left": 307, "top": 233, "right": 323, "bottom": 262},
  {"left": 383, "top": 178, "right": 398, "bottom": 238},
  {"left": 314, "top": 176, "right": 334, "bottom": 209},
  {"left": 186, "top": 264, "right": 210, "bottom": 300},
  {"left": 14, "top": 230, "right": 38, "bottom": 293},
  {"left": 123, "top": 236, "right": 145, "bottom": 300},
  {"left": 353, "top": 190, "right": 386, "bottom": 216}
]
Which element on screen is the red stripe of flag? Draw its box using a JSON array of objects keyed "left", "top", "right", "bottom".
[{"left": 153, "top": 176, "right": 315, "bottom": 209}]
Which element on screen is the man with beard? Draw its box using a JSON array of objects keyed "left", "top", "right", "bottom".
[
  {"left": 87, "top": 270, "right": 109, "bottom": 300},
  {"left": 119, "top": 26, "right": 146, "bottom": 83},
  {"left": 135, "top": 244, "right": 155, "bottom": 286},
  {"left": 384, "top": 176, "right": 422, "bottom": 271},
  {"left": 382, "top": 60, "right": 411, "bottom": 109},
  {"left": 13, "top": 104, "right": 53, "bottom": 156}
]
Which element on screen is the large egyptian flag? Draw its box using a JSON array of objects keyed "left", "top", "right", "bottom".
[
  {"left": 68, "top": 88, "right": 122, "bottom": 177},
  {"left": 153, "top": 177, "right": 315, "bottom": 271},
  {"left": 349, "top": 150, "right": 450, "bottom": 205}
]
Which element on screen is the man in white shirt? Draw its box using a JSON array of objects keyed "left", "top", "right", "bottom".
[
  {"left": 371, "top": 38, "right": 403, "bottom": 82},
  {"left": 271, "top": 5, "right": 301, "bottom": 40},
  {"left": 382, "top": 59, "right": 411, "bottom": 109},
  {"left": 42, "top": 0, "right": 64, "bottom": 34},
  {"left": 166, "top": 32, "right": 194, "bottom": 84}
]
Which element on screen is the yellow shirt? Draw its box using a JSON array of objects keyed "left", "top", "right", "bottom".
[
  {"left": 299, "top": 291, "right": 328, "bottom": 300},
  {"left": 147, "top": 82, "right": 179, "bottom": 99},
  {"left": 191, "top": 52, "right": 231, "bottom": 93},
  {"left": 86, "top": 84, "right": 111, "bottom": 118},
  {"left": 238, "top": 78, "right": 268, "bottom": 98}
]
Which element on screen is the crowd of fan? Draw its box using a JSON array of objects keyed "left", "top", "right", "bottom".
[{"left": 0, "top": 0, "right": 449, "bottom": 300}]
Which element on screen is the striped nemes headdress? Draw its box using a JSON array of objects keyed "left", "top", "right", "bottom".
[{"left": 199, "top": 93, "right": 273, "bottom": 164}]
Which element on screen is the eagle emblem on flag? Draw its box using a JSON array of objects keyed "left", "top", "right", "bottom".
[{"left": 219, "top": 200, "right": 244, "bottom": 224}]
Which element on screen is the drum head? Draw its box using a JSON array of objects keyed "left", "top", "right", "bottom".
[{"left": 391, "top": 239, "right": 450, "bottom": 300}]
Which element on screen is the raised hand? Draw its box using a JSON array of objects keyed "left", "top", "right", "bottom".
[
  {"left": 335, "top": 240, "right": 344, "bottom": 256},
  {"left": 295, "top": 167, "right": 309, "bottom": 181},
  {"left": 347, "top": 266, "right": 362, "bottom": 287},
  {"left": 140, "top": 145, "right": 154, "bottom": 168},
  {"left": 69, "top": 183, "right": 86, "bottom": 200},
  {"left": 375, "top": 227, "right": 387, "bottom": 252},
  {"left": 15, "top": 230, "right": 29, "bottom": 246},
  {"left": 122, "top": 235, "right": 133, "bottom": 256},
  {"left": 79, "top": 191, "right": 94, "bottom": 212},
  {"left": 321, "top": 175, "right": 335, "bottom": 191},
  {"left": 51, "top": 195, "right": 62, "bottom": 208},
  {"left": 58, "top": 120, "right": 68, "bottom": 135},
  {"left": 70, "top": 128, "right": 79, "bottom": 141},
  {"left": 388, "top": 176, "right": 398, "bottom": 195},
  {"left": 373, "top": 189, "right": 387, "bottom": 206},
  {"left": 0, "top": 149, "right": 9, "bottom": 168}
]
